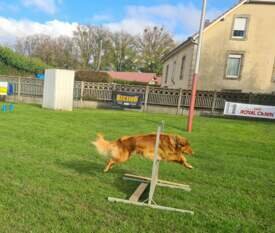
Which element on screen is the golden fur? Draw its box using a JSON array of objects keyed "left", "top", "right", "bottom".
[{"left": 92, "top": 133, "right": 194, "bottom": 172}]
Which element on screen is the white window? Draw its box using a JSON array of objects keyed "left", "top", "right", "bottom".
[
  {"left": 232, "top": 17, "right": 248, "bottom": 39},
  {"left": 226, "top": 54, "right": 243, "bottom": 79}
]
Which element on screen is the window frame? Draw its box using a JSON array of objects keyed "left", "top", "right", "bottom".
[
  {"left": 171, "top": 60, "right": 177, "bottom": 84},
  {"left": 164, "top": 64, "right": 169, "bottom": 84},
  {"left": 179, "top": 56, "right": 186, "bottom": 80},
  {"left": 231, "top": 15, "right": 250, "bottom": 40},
  {"left": 225, "top": 52, "right": 244, "bottom": 80}
]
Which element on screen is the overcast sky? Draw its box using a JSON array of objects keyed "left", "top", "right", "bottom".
[{"left": 0, "top": 0, "right": 239, "bottom": 44}]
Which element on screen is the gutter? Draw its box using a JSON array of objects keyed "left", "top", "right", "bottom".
[{"left": 161, "top": 38, "right": 196, "bottom": 62}]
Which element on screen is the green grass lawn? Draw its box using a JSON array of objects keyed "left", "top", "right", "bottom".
[{"left": 0, "top": 104, "right": 274, "bottom": 233}]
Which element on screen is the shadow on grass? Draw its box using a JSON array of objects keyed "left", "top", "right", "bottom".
[
  {"left": 59, "top": 159, "right": 138, "bottom": 196},
  {"left": 60, "top": 159, "right": 130, "bottom": 175}
]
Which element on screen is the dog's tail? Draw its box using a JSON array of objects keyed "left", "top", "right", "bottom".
[{"left": 92, "top": 133, "right": 113, "bottom": 157}]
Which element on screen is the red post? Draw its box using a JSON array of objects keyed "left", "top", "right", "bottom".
[
  {"left": 186, "top": 0, "right": 207, "bottom": 132},
  {"left": 187, "top": 74, "right": 198, "bottom": 132}
]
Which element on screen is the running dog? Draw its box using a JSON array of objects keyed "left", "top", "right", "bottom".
[{"left": 92, "top": 133, "right": 194, "bottom": 172}]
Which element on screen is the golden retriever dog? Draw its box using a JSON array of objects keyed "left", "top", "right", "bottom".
[{"left": 92, "top": 133, "right": 194, "bottom": 172}]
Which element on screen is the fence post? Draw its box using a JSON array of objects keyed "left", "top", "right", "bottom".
[
  {"left": 211, "top": 91, "right": 217, "bottom": 113},
  {"left": 80, "top": 81, "right": 84, "bottom": 103},
  {"left": 144, "top": 85, "right": 150, "bottom": 112},
  {"left": 177, "top": 89, "right": 183, "bottom": 115},
  {"left": 17, "top": 76, "right": 21, "bottom": 102},
  {"left": 112, "top": 82, "right": 117, "bottom": 91},
  {"left": 248, "top": 92, "right": 253, "bottom": 104}
]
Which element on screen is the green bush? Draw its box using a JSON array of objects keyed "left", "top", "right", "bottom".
[
  {"left": 0, "top": 46, "right": 48, "bottom": 74},
  {"left": 0, "top": 61, "right": 32, "bottom": 76},
  {"left": 75, "top": 70, "right": 112, "bottom": 82},
  {"left": 111, "top": 79, "right": 147, "bottom": 85}
]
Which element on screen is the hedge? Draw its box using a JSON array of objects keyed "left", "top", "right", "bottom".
[
  {"left": 75, "top": 70, "right": 112, "bottom": 82},
  {"left": 0, "top": 46, "right": 48, "bottom": 74}
]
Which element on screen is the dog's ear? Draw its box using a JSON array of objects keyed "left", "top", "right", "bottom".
[{"left": 175, "top": 135, "right": 189, "bottom": 148}]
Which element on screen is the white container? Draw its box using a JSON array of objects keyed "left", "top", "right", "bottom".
[{"left": 42, "top": 69, "right": 75, "bottom": 111}]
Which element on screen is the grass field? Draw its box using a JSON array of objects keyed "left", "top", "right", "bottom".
[{"left": 0, "top": 104, "right": 274, "bottom": 233}]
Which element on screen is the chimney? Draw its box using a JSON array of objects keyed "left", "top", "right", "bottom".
[{"left": 204, "top": 19, "right": 211, "bottom": 28}]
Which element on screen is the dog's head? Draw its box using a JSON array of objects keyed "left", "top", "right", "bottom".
[{"left": 175, "top": 135, "right": 194, "bottom": 155}]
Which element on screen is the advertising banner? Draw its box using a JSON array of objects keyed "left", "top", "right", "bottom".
[
  {"left": 112, "top": 91, "right": 143, "bottom": 109},
  {"left": 224, "top": 102, "right": 275, "bottom": 119}
]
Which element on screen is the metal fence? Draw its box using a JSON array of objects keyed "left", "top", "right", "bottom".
[{"left": 1, "top": 76, "right": 275, "bottom": 112}]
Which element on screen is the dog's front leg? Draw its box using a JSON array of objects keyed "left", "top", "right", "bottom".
[
  {"left": 180, "top": 155, "right": 193, "bottom": 169},
  {"left": 104, "top": 159, "right": 116, "bottom": 172}
]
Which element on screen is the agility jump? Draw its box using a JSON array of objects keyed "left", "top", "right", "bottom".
[{"left": 107, "top": 123, "right": 194, "bottom": 215}]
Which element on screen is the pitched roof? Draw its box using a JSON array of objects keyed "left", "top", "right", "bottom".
[
  {"left": 107, "top": 71, "right": 161, "bottom": 84},
  {"left": 163, "top": 0, "right": 273, "bottom": 62}
]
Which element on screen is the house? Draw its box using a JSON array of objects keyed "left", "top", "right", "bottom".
[
  {"left": 107, "top": 71, "right": 160, "bottom": 85},
  {"left": 161, "top": 0, "right": 275, "bottom": 93}
]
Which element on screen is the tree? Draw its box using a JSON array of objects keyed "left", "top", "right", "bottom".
[
  {"left": 14, "top": 25, "right": 176, "bottom": 74},
  {"left": 53, "top": 36, "right": 78, "bottom": 69},
  {"left": 136, "top": 26, "right": 175, "bottom": 74},
  {"left": 73, "top": 25, "right": 110, "bottom": 70},
  {"left": 15, "top": 35, "right": 77, "bottom": 69},
  {"left": 107, "top": 31, "right": 138, "bottom": 71}
]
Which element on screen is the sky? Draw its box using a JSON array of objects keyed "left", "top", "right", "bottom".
[{"left": 0, "top": 0, "right": 239, "bottom": 45}]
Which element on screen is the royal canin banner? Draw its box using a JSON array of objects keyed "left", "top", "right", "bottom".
[{"left": 224, "top": 102, "right": 275, "bottom": 120}]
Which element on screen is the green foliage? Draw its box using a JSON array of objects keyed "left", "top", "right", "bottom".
[
  {"left": 111, "top": 79, "right": 147, "bottom": 85},
  {"left": 0, "top": 46, "right": 48, "bottom": 74},
  {"left": 0, "top": 104, "right": 274, "bottom": 233},
  {"left": 0, "top": 61, "right": 32, "bottom": 76}
]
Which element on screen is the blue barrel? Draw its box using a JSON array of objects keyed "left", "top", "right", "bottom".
[
  {"left": 35, "top": 73, "right": 45, "bottom": 80},
  {"left": 9, "top": 104, "right": 14, "bottom": 112},
  {"left": 1, "top": 104, "right": 7, "bottom": 112}
]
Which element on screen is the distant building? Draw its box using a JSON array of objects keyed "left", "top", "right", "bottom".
[
  {"left": 107, "top": 71, "right": 160, "bottom": 85},
  {"left": 162, "top": 0, "right": 275, "bottom": 93}
]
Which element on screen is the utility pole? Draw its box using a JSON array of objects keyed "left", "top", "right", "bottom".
[{"left": 187, "top": 0, "right": 207, "bottom": 132}]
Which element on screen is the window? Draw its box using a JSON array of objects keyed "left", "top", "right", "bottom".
[
  {"left": 171, "top": 61, "right": 177, "bottom": 84},
  {"left": 232, "top": 17, "right": 248, "bottom": 39},
  {"left": 272, "top": 57, "right": 275, "bottom": 82},
  {"left": 226, "top": 54, "right": 243, "bottom": 79},
  {"left": 164, "top": 64, "right": 169, "bottom": 83},
  {"left": 179, "top": 56, "right": 186, "bottom": 80}
]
